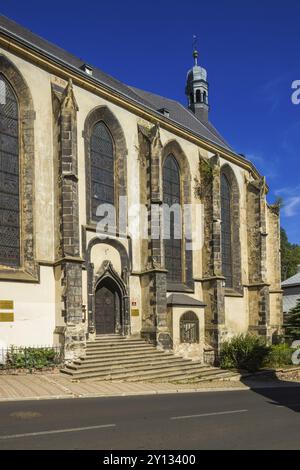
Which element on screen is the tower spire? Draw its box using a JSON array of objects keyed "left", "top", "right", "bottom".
[
  {"left": 192, "top": 35, "right": 198, "bottom": 65},
  {"left": 185, "top": 36, "right": 209, "bottom": 122}
]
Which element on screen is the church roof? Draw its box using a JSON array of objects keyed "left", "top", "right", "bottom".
[
  {"left": 283, "top": 295, "right": 300, "bottom": 313},
  {"left": 130, "top": 86, "right": 231, "bottom": 149},
  {"left": 0, "top": 15, "right": 232, "bottom": 151},
  {"left": 167, "top": 293, "right": 206, "bottom": 307},
  {"left": 282, "top": 271, "right": 300, "bottom": 287}
]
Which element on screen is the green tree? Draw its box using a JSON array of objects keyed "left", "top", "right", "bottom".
[
  {"left": 281, "top": 227, "right": 300, "bottom": 280},
  {"left": 285, "top": 299, "right": 300, "bottom": 341}
]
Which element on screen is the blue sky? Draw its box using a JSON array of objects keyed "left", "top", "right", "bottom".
[{"left": 1, "top": 0, "right": 299, "bottom": 243}]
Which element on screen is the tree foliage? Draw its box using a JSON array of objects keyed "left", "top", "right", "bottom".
[
  {"left": 285, "top": 299, "right": 300, "bottom": 341},
  {"left": 281, "top": 227, "right": 300, "bottom": 281}
]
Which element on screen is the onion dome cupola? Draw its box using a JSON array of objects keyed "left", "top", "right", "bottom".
[{"left": 185, "top": 42, "right": 209, "bottom": 122}]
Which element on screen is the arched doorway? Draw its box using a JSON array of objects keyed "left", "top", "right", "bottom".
[{"left": 95, "top": 277, "right": 121, "bottom": 335}]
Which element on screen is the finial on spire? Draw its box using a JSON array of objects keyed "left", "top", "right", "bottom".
[{"left": 192, "top": 34, "right": 198, "bottom": 65}]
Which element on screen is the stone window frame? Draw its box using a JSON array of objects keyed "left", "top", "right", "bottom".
[
  {"left": 161, "top": 140, "right": 194, "bottom": 292},
  {"left": 180, "top": 310, "right": 199, "bottom": 343},
  {"left": 85, "top": 237, "right": 131, "bottom": 336},
  {"left": 84, "top": 106, "right": 127, "bottom": 233},
  {"left": 0, "top": 54, "right": 38, "bottom": 282},
  {"left": 220, "top": 164, "right": 242, "bottom": 295}
]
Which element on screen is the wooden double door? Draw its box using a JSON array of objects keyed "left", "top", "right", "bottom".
[{"left": 95, "top": 280, "right": 121, "bottom": 335}]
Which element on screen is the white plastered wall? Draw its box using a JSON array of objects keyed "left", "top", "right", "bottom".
[
  {"left": 224, "top": 295, "right": 249, "bottom": 338},
  {"left": 0, "top": 49, "right": 56, "bottom": 347},
  {"left": 0, "top": 266, "right": 56, "bottom": 348}
]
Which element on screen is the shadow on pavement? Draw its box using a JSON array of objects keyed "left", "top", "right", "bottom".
[{"left": 239, "top": 370, "right": 300, "bottom": 413}]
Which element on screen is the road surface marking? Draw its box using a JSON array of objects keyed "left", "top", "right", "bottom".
[
  {"left": 0, "top": 423, "right": 116, "bottom": 440},
  {"left": 276, "top": 403, "right": 300, "bottom": 408},
  {"left": 171, "top": 409, "right": 248, "bottom": 420}
]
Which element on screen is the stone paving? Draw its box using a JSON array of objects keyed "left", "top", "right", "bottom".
[
  {"left": 0, "top": 372, "right": 247, "bottom": 401},
  {"left": 0, "top": 371, "right": 299, "bottom": 402}
]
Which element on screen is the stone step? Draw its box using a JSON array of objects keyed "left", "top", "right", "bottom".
[
  {"left": 87, "top": 337, "right": 145, "bottom": 344},
  {"left": 126, "top": 368, "right": 232, "bottom": 383},
  {"left": 86, "top": 341, "right": 146, "bottom": 348},
  {"left": 94, "top": 334, "right": 123, "bottom": 338},
  {"left": 84, "top": 348, "right": 166, "bottom": 358},
  {"left": 173, "top": 371, "right": 240, "bottom": 383},
  {"left": 80, "top": 352, "right": 176, "bottom": 364},
  {"left": 74, "top": 355, "right": 192, "bottom": 367},
  {"left": 91, "top": 336, "right": 139, "bottom": 342},
  {"left": 110, "top": 365, "right": 218, "bottom": 382},
  {"left": 72, "top": 365, "right": 224, "bottom": 382},
  {"left": 86, "top": 340, "right": 155, "bottom": 347},
  {"left": 66, "top": 358, "right": 205, "bottom": 375},
  {"left": 86, "top": 343, "right": 156, "bottom": 352},
  {"left": 61, "top": 335, "right": 228, "bottom": 384},
  {"left": 63, "top": 362, "right": 211, "bottom": 381}
]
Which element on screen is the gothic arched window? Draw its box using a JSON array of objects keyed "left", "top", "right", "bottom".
[
  {"left": 196, "top": 89, "right": 201, "bottom": 103},
  {"left": 221, "top": 173, "right": 233, "bottom": 288},
  {"left": 90, "top": 122, "right": 115, "bottom": 221},
  {"left": 0, "top": 75, "right": 20, "bottom": 267},
  {"left": 163, "top": 154, "right": 182, "bottom": 283}
]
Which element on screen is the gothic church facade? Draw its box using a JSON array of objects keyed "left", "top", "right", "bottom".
[{"left": 0, "top": 16, "right": 282, "bottom": 362}]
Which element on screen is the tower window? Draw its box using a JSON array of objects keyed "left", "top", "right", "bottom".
[{"left": 196, "top": 89, "right": 201, "bottom": 103}]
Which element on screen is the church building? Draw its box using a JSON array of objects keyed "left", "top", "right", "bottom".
[{"left": 0, "top": 15, "right": 283, "bottom": 364}]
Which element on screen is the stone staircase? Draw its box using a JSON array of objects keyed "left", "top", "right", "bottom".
[{"left": 61, "top": 335, "right": 237, "bottom": 382}]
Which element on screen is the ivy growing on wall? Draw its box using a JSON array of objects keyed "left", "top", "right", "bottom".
[{"left": 194, "top": 153, "right": 213, "bottom": 200}]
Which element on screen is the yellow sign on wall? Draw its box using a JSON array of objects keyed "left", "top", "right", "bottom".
[
  {"left": 0, "top": 300, "right": 14, "bottom": 310},
  {"left": 0, "top": 312, "right": 14, "bottom": 322},
  {"left": 131, "top": 309, "right": 140, "bottom": 317}
]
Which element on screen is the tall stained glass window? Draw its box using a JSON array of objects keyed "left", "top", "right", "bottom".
[
  {"left": 0, "top": 75, "right": 20, "bottom": 267},
  {"left": 221, "top": 173, "right": 233, "bottom": 287},
  {"left": 163, "top": 154, "right": 182, "bottom": 283},
  {"left": 90, "top": 122, "right": 115, "bottom": 221}
]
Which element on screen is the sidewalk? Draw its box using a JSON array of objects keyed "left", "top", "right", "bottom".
[{"left": 0, "top": 372, "right": 300, "bottom": 402}]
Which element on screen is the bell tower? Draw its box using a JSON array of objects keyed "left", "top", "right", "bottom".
[{"left": 185, "top": 39, "right": 209, "bottom": 122}]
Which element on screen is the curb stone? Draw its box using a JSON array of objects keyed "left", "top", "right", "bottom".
[{"left": 1, "top": 382, "right": 300, "bottom": 403}]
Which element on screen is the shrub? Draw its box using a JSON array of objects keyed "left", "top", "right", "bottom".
[
  {"left": 220, "top": 334, "right": 269, "bottom": 372},
  {"left": 263, "top": 343, "right": 293, "bottom": 368},
  {"left": 6, "top": 347, "right": 61, "bottom": 370}
]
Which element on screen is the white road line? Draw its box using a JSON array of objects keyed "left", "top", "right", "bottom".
[
  {"left": 0, "top": 424, "right": 116, "bottom": 440},
  {"left": 171, "top": 409, "right": 248, "bottom": 420},
  {"left": 276, "top": 403, "right": 300, "bottom": 408}
]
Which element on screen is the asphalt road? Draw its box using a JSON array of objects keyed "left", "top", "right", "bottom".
[{"left": 0, "top": 386, "right": 300, "bottom": 450}]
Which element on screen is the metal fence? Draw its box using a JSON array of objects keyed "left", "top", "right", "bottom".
[{"left": 0, "top": 346, "right": 64, "bottom": 370}]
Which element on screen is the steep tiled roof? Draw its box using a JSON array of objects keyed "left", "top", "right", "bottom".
[
  {"left": 0, "top": 14, "right": 232, "bottom": 151},
  {"left": 282, "top": 271, "right": 300, "bottom": 287},
  {"left": 129, "top": 87, "right": 231, "bottom": 149},
  {"left": 283, "top": 295, "right": 300, "bottom": 313}
]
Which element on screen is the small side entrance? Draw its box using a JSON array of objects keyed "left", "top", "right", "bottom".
[{"left": 95, "top": 278, "right": 121, "bottom": 335}]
